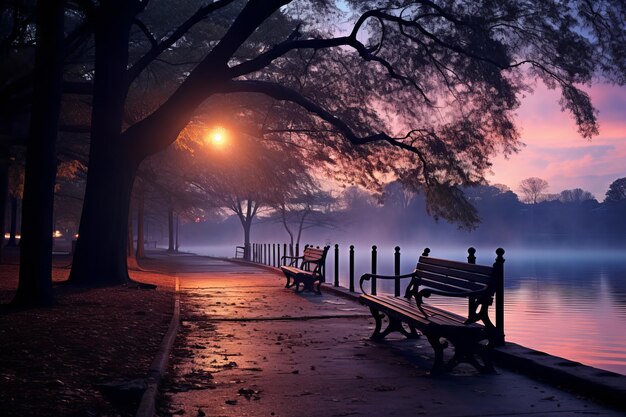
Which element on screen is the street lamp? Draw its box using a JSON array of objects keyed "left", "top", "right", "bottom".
[{"left": 206, "top": 126, "right": 228, "bottom": 148}]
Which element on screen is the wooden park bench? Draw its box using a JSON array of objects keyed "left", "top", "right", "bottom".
[
  {"left": 359, "top": 248, "right": 505, "bottom": 373},
  {"left": 280, "top": 245, "right": 330, "bottom": 294}
]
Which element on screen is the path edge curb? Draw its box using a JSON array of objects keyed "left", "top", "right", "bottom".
[{"left": 135, "top": 283, "right": 180, "bottom": 417}]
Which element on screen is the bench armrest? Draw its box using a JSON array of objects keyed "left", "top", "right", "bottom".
[
  {"left": 414, "top": 286, "right": 492, "bottom": 320},
  {"left": 359, "top": 272, "right": 415, "bottom": 294},
  {"left": 417, "top": 286, "right": 488, "bottom": 299},
  {"left": 281, "top": 255, "right": 306, "bottom": 267}
]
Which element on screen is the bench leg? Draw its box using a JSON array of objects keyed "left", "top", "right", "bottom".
[
  {"left": 283, "top": 272, "right": 294, "bottom": 288},
  {"left": 368, "top": 308, "right": 420, "bottom": 340},
  {"left": 294, "top": 277, "right": 304, "bottom": 293},
  {"left": 314, "top": 279, "right": 322, "bottom": 295},
  {"left": 444, "top": 336, "right": 495, "bottom": 374},
  {"left": 426, "top": 334, "right": 448, "bottom": 374}
]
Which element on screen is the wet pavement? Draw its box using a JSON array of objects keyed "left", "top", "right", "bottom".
[{"left": 147, "top": 252, "right": 623, "bottom": 417}]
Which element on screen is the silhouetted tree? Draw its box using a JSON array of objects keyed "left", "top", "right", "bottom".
[
  {"left": 605, "top": 177, "right": 626, "bottom": 203},
  {"left": 4, "top": 1, "right": 624, "bottom": 287},
  {"left": 519, "top": 177, "right": 549, "bottom": 204},
  {"left": 13, "top": 0, "right": 64, "bottom": 306},
  {"left": 559, "top": 188, "right": 596, "bottom": 203},
  {"left": 276, "top": 189, "right": 337, "bottom": 251}
]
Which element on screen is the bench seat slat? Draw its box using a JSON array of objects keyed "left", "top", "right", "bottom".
[
  {"left": 361, "top": 295, "right": 469, "bottom": 326},
  {"left": 360, "top": 295, "right": 483, "bottom": 331},
  {"left": 280, "top": 266, "right": 314, "bottom": 276}
]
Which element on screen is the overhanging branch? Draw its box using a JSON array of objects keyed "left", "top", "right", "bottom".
[{"left": 217, "top": 79, "right": 429, "bottom": 169}]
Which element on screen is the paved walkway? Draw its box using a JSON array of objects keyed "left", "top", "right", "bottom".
[{"left": 146, "top": 253, "right": 622, "bottom": 417}]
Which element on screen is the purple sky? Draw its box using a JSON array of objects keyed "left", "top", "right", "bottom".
[{"left": 490, "top": 83, "right": 626, "bottom": 201}]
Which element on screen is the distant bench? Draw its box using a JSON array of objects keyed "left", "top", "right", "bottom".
[
  {"left": 280, "top": 245, "right": 330, "bottom": 294},
  {"left": 359, "top": 248, "right": 505, "bottom": 373}
]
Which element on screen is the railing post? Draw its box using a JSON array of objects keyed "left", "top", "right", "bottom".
[
  {"left": 283, "top": 243, "right": 287, "bottom": 264},
  {"left": 467, "top": 247, "right": 476, "bottom": 264},
  {"left": 394, "top": 246, "right": 401, "bottom": 296},
  {"left": 349, "top": 245, "right": 355, "bottom": 292},
  {"left": 295, "top": 243, "right": 300, "bottom": 258},
  {"left": 371, "top": 245, "right": 377, "bottom": 295},
  {"left": 264, "top": 244, "right": 267, "bottom": 265},
  {"left": 334, "top": 244, "right": 339, "bottom": 287},
  {"left": 467, "top": 247, "right": 477, "bottom": 319},
  {"left": 494, "top": 248, "right": 506, "bottom": 346},
  {"left": 273, "top": 243, "right": 276, "bottom": 267},
  {"left": 253, "top": 244, "right": 256, "bottom": 262},
  {"left": 277, "top": 244, "right": 281, "bottom": 267}
]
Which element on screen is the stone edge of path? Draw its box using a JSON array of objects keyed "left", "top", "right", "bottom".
[{"left": 135, "top": 279, "right": 180, "bottom": 417}]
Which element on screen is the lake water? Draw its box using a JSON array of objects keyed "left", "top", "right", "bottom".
[{"left": 182, "top": 244, "right": 626, "bottom": 376}]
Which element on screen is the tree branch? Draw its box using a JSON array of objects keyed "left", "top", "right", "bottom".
[
  {"left": 127, "top": 0, "right": 238, "bottom": 82},
  {"left": 217, "top": 79, "right": 430, "bottom": 170},
  {"left": 133, "top": 18, "right": 158, "bottom": 48}
]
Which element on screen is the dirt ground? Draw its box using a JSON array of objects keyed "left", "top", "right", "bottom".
[{"left": 0, "top": 248, "right": 176, "bottom": 417}]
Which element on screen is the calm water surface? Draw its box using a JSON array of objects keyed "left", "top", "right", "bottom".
[{"left": 185, "top": 244, "right": 626, "bottom": 376}]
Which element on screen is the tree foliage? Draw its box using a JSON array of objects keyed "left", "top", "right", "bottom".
[
  {"left": 605, "top": 177, "right": 626, "bottom": 203},
  {"left": 519, "top": 177, "right": 549, "bottom": 204},
  {"left": 2, "top": 0, "right": 626, "bottom": 288},
  {"left": 559, "top": 188, "right": 595, "bottom": 203}
]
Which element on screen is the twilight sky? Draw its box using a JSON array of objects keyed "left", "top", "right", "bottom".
[{"left": 490, "top": 83, "right": 626, "bottom": 201}]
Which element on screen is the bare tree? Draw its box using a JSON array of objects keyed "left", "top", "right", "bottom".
[
  {"left": 276, "top": 189, "right": 337, "bottom": 251},
  {"left": 519, "top": 177, "right": 549, "bottom": 204}
]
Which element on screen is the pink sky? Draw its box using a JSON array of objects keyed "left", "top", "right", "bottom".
[{"left": 490, "top": 83, "right": 626, "bottom": 200}]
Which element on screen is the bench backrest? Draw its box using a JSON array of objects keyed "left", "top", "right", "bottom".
[
  {"left": 408, "top": 248, "right": 505, "bottom": 345},
  {"left": 300, "top": 245, "right": 330, "bottom": 277},
  {"left": 414, "top": 256, "right": 496, "bottom": 296},
  {"left": 303, "top": 246, "right": 327, "bottom": 263}
]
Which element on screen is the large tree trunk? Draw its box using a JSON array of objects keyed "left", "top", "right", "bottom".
[
  {"left": 175, "top": 214, "right": 179, "bottom": 252},
  {"left": 0, "top": 148, "right": 8, "bottom": 261},
  {"left": 7, "top": 196, "right": 17, "bottom": 246},
  {"left": 127, "top": 207, "right": 139, "bottom": 270},
  {"left": 167, "top": 206, "right": 175, "bottom": 252},
  {"left": 70, "top": 156, "right": 137, "bottom": 285},
  {"left": 13, "top": 0, "right": 64, "bottom": 306},
  {"left": 68, "top": 3, "right": 135, "bottom": 286},
  {"left": 242, "top": 218, "right": 252, "bottom": 261},
  {"left": 136, "top": 185, "right": 145, "bottom": 259}
]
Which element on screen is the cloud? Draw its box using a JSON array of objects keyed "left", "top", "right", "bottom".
[{"left": 490, "top": 83, "right": 626, "bottom": 200}]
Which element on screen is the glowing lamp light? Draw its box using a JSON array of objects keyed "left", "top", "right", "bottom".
[
  {"left": 53, "top": 230, "right": 63, "bottom": 238},
  {"left": 206, "top": 126, "right": 228, "bottom": 148}
]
